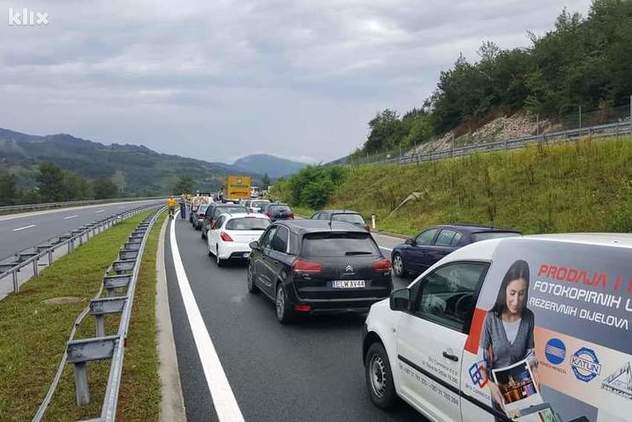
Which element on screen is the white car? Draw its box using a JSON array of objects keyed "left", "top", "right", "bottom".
[
  {"left": 363, "top": 234, "right": 632, "bottom": 422},
  {"left": 207, "top": 213, "right": 270, "bottom": 266}
]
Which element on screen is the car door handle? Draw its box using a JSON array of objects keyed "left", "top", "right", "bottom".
[{"left": 442, "top": 351, "right": 459, "bottom": 362}]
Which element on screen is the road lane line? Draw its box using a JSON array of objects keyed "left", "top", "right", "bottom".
[
  {"left": 63, "top": 215, "right": 78, "bottom": 220},
  {"left": 13, "top": 224, "right": 36, "bottom": 232},
  {"left": 95, "top": 209, "right": 105, "bottom": 213},
  {"left": 169, "top": 211, "right": 245, "bottom": 422},
  {"left": 379, "top": 246, "right": 392, "bottom": 251}
]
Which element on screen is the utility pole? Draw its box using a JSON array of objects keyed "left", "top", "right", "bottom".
[
  {"left": 536, "top": 114, "right": 540, "bottom": 136},
  {"left": 579, "top": 105, "right": 582, "bottom": 129}
]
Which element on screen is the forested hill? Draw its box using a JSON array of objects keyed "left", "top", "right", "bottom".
[
  {"left": 352, "top": 0, "right": 632, "bottom": 158},
  {"left": 0, "top": 128, "right": 260, "bottom": 196}
]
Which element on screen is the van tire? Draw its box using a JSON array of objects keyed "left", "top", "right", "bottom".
[{"left": 365, "top": 342, "right": 397, "bottom": 409}]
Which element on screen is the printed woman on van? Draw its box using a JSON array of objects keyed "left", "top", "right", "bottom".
[{"left": 479, "top": 259, "right": 535, "bottom": 414}]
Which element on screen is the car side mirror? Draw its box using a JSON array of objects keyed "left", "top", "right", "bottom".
[
  {"left": 405, "top": 238, "right": 416, "bottom": 246},
  {"left": 249, "top": 241, "right": 260, "bottom": 250},
  {"left": 389, "top": 288, "right": 411, "bottom": 312}
]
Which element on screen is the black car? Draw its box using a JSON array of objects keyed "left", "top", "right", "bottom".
[
  {"left": 311, "top": 209, "right": 370, "bottom": 231},
  {"left": 191, "top": 204, "right": 209, "bottom": 230},
  {"left": 262, "top": 203, "right": 294, "bottom": 222},
  {"left": 247, "top": 219, "right": 392, "bottom": 323},
  {"left": 201, "top": 203, "right": 247, "bottom": 238},
  {"left": 391, "top": 224, "right": 521, "bottom": 277}
]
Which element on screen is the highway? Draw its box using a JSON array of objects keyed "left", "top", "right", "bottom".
[
  {"left": 165, "top": 215, "right": 423, "bottom": 421},
  {"left": 0, "top": 200, "right": 163, "bottom": 260}
]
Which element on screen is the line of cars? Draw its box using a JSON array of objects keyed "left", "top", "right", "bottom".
[{"left": 183, "top": 201, "right": 631, "bottom": 421}]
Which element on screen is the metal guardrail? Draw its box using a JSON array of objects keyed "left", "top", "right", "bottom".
[
  {"left": 354, "top": 120, "right": 632, "bottom": 166},
  {"left": 32, "top": 207, "right": 164, "bottom": 422},
  {"left": 0, "top": 203, "right": 160, "bottom": 298},
  {"left": 0, "top": 196, "right": 165, "bottom": 216}
]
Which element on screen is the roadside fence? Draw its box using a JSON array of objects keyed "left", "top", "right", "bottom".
[{"left": 32, "top": 207, "right": 164, "bottom": 422}]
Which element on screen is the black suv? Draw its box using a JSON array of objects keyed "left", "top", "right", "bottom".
[
  {"left": 247, "top": 220, "right": 392, "bottom": 323},
  {"left": 261, "top": 203, "right": 294, "bottom": 222},
  {"left": 311, "top": 209, "right": 369, "bottom": 231}
]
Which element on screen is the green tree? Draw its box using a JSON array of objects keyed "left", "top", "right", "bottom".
[
  {"left": 172, "top": 175, "right": 195, "bottom": 195},
  {"left": 36, "top": 162, "right": 66, "bottom": 202},
  {"left": 262, "top": 173, "right": 271, "bottom": 188},
  {"left": 93, "top": 179, "right": 119, "bottom": 199},
  {"left": 0, "top": 172, "right": 19, "bottom": 205}
]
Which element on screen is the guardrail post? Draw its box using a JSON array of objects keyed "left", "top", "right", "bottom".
[
  {"left": 12, "top": 270, "right": 18, "bottom": 293},
  {"left": 95, "top": 315, "right": 105, "bottom": 337},
  {"left": 33, "top": 257, "right": 38, "bottom": 277},
  {"left": 73, "top": 363, "right": 91, "bottom": 405},
  {"left": 48, "top": 249, "right": 53, "bottom": 265}
]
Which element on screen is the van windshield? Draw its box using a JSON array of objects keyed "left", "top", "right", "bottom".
[{"left": 301, "top": 232, "right": 379, "bottom": 257}]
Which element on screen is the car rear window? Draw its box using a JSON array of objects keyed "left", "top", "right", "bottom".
[
  {"left": 217, "top": 206, "right": 247, "bottom": 214},
  {"left": 301, "top": 232, "right": 379, "bottom": 257},
  {"left": 472, "top": 231, "right": 520, "bottom": 242},
  {"left": 332, "top": 214, "right": 365, "bottom": 225},
  {"left": 198, "top": 205, "right": 208, "bottom": 213},
  {"left": 226, "top": 217, "right": 270, "bottom": 230},
  {"left": 252, "top": 201, "right": 269, "bottom": 207},
  {"left": 271, "top": 206, "right": 291, "bottom": 213}
]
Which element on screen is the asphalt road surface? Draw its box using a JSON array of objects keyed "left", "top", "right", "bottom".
[
  {"left": 165, "top": 215, "right": 424, "bottom": 422},
  {"left": 0, "top": 200, "right": 162, "bottom": 259}
]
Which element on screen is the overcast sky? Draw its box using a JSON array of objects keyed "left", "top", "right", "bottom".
[{"left": 0, "top": 0, "right": 592, "bottom": 164}]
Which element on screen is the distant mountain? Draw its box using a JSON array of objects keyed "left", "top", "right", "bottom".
[
  {"left": 233, "top": 154, "right": 308, "bottom": 178},
  {"left": 0, "top": 128, "right": 261, "bottom": 195}
]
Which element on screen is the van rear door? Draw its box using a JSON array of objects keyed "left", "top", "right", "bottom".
[{"left": 396, "top": 261, "right": 489, "bottom": 422}]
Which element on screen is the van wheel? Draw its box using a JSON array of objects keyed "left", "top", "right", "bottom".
[
  {"left": 247, "top": 265, "right": 259, "bottom": 294},
  {"left": 392, "top": 254, "right": 407, "bottom": 277},
  {"left": 366, "top": 342, "right": 397, "bottom": 409},
  {"left": 275, "top": 284, "right": 293, "bottom": 324}
]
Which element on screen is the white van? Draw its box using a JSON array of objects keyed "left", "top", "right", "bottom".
[{"left": 363, "top": 234, "right": 632, "bottom": 422}]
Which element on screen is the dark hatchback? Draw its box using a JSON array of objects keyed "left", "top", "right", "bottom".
[
  {"left": 391, "top": 224, "right": 521, "bottom": 277},
  {"left": 191, "top": 204, "right": 209, "bottom": 230},
  {"left": 201, "top": 203, "right": 247, "bottom": 238},
  {"left": 247, "top": 220, "right": 392, "bottom": 323},
  {"left": 262, "top": 203, "right": 294, "bottom": 222},
  {"left": 311, "top": 209, "right": 370, "bottom": 231}
]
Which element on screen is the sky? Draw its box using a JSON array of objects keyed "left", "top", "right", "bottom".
[{"left": 0, "top": 0, "right": 592, "bottom": 164}]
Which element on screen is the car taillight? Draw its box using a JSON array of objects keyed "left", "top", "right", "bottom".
[
  {"left": 292, "top": 259, "right": 321, "bottom": 273},
  {"left": 220, "top": 231, "right": 233, "bottom": 242},
  {"left": 373, "top": 258, "right": 391, "bottom": 271},
  {"left": 266, "top": 212, "right": 272, "bottom": 218}
]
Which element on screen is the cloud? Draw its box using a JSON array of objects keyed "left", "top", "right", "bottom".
[{"left": 0, "top": 0, "right": 592, "bottom": 162}]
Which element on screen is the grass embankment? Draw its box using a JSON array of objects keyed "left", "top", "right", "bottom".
[
  {"left": 329, "top": 137, "right": 632, "bottom": 236},
  {"left": 0, "top": 210, "right": 166, "bottom": 421}
]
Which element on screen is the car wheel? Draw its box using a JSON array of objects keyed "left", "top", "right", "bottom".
[
  {"left": 216, "top": 246, "right": 225, "bottom": 267},
  {"left": 365, "top": 342, "right": 397, "bottom": 409},
  {"left": 275, "top": 284, "right": 293, "bottom": 324},
  {"left": 247, "top": 264, "right": 259, "bottom": 294},
  {"left": 392, "top": 253, "right": 407, "bottom": 277}
]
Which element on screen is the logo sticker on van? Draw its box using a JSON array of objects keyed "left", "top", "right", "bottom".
[
  {"left": 545, "top": 338, "right": 566, "bottom": 365},
  {"left": 571, "top": 347, "right": 601, "bottom": 382},
  {"left": 468, "top": 361, "right": 488, "bottom": 388},
  {"left": 601, "top": 362, "right": 632, "bottom": 400}
]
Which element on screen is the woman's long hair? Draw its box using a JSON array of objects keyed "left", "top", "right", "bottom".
[{"left": 490, "top": 259, "right": 530, "bottom": 317}]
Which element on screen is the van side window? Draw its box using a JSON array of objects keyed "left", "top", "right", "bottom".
[
  {"left": 271, "top": 226, "right": 289, "bottom": 253},
  {"left": 413, "top": 261, "right": 489, "bottom": 332}
]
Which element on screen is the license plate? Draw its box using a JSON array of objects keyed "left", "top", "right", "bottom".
[{"left": 331, "top": 280, "right": 366, "bottom": 288}]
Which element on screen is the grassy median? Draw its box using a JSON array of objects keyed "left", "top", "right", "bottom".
[{"left": 0, "top": 210, "right": 165, "bottom": 421}]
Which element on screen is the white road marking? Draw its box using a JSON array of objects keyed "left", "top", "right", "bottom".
[
  {"left": 95, "top": 209, "right": 105, "bottom": 213},
  {"left": 13, "top": 224, "right": 36, "bottom": 232},
  {"left": 379, "top": 246, "right": 392, "bottom": 251},
  {"left": 169, "top": 211, "right": 245, "bottom": 422},
  {"left": 64, "top": 215, "right": 78, "bottom": 220}
]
